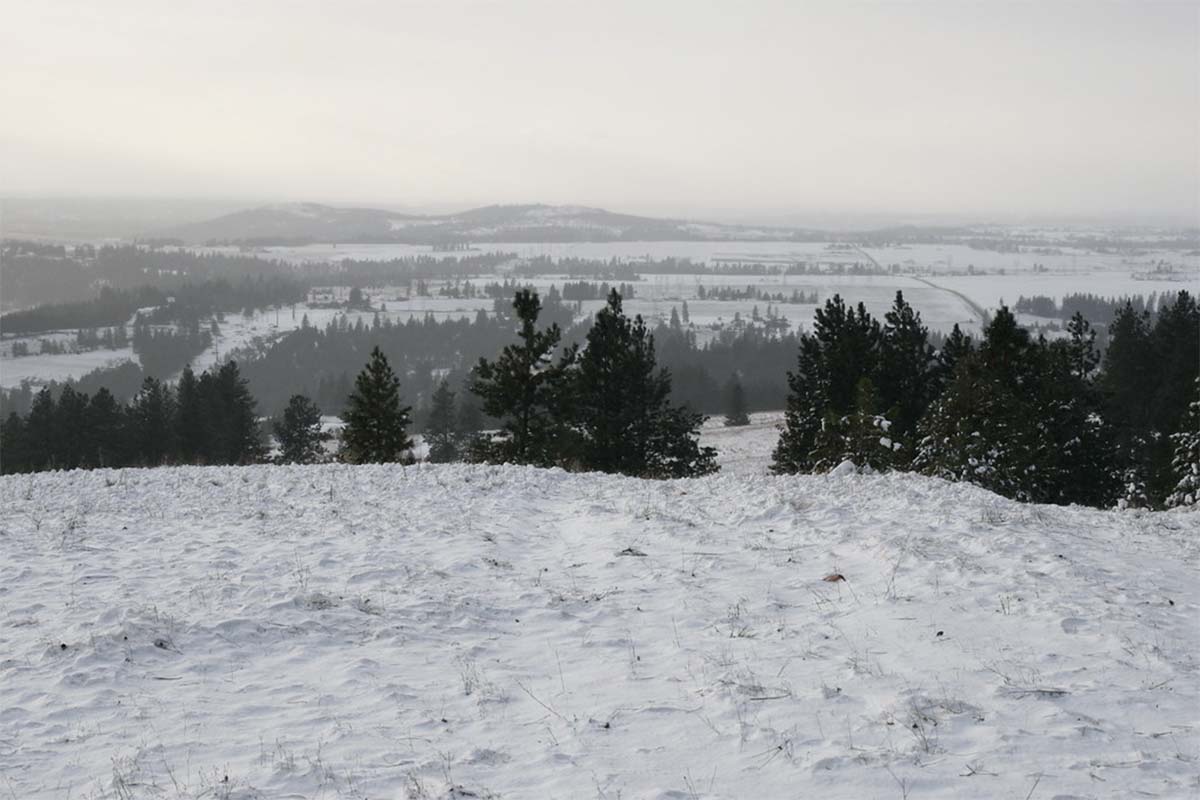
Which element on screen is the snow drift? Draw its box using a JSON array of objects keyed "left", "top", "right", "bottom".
[{"left": 0, "top": 463, "right": 1196, "bottom": 799}]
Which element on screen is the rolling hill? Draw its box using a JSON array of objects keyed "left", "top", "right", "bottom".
[{"left": 153, "top": 202, "right": 801, "bottom": 245}]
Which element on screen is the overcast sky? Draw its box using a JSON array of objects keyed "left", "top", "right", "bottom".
[{"left": 2, "top": 1, "right": 1196, "bottom": 223}]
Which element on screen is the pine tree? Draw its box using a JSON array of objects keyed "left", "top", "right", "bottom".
[
  {"left": 772, "top": 336, "right": 826, "bottom": 473},
  {"left": 1030, "top": 334, "right": 1118, "bottom": 506},
  {"left": 722, "top": 375, "right": 750, "bottom": 427},
  {"left": 24, "top": 388, "right": 57, "bottom": 471},
  {"left": 914, "top": 309, "right": 1041, "bottom": 501},
  {"left": 811, "top": 378, "right": 900, "bottom": 473},
  {"left": 772, "top": 295, "right": 879, "bottom": 474},
  {"left": 815, "top": 295, "right": 881, "bottom": 412},
  {"left": 86, "top": 387, "right": 126, "bottom": 468},
  {"left": 207, "top": 361, "right": 265, "bottom": 465},
  {"left": 0, "top": 412, "right": 28, "bottom": 473},
  {"left": 1166, "top": 377, "right": 1200, "bottom": 508},
  {"left": 175, "top": 365, "right": 205, "bottom": 463},
  {"left": 875, "top": 291, "right": 936, "bottom": 450},
  {"left": 129, "top": 377, "right": 177, "bottom": 466},
  {"left": 1101, "top": 302, "right": 1154, "bottom": 436},
  {"left": 455, "top": 395, "right": 486, "bottom": 460},
  {"left": 424, "top": 381, "right": 460, "bottom": 463},
  {"left": 470, "top": 290, "right": 574, "bottom": 466},
  {"left": 1064, "top": 312, "right": 1100, "bottom": 380},
  {"left": 572, "top": 291, "right": 716, "bottom": 478},
  {"left": 55, "top": 385, "right": 90, "bottom": 470},
  {"left": 1146, "top": 291, "right": 1200, "bottom": 503},
  {"left": 933, "top": 323, "right": 973, "bottom": 393},
  {"left": 274, "top": 394, "right": 324, "bottom": 464},
  {"left": 341, "top": 346, "right": 414, "bottom": 463}
]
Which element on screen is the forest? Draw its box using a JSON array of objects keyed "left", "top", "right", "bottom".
[{"left": 1, "top": 286, "right": 1196, "bottom": 510}]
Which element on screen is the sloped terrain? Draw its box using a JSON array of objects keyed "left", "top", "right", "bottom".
[
  {"left": 155, "top": 202, "right": 793, "bottom": 245},
  {"left": 0, "top": 455, "right": 1197, "bottom": 798}
]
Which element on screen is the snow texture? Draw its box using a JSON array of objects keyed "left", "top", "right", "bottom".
[{"left": 0, "top": 426, "right": 1197, "bottom": 799}]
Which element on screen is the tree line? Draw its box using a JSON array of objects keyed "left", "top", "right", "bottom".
[
  {"left": 2, "top": 288, "right": 1196, "bottom": 509},
  {"left": 772, "top": 290, "right": 1198, "bottom": 509},
  {"left": 1014, "top": 291, "right": 1169, "bottom": 325},
  {"left": 1, "top": 362, "right": 262, "bottom": 471},
  {"left": 1, "top": 278, "right": 308, "bottom": 336}
]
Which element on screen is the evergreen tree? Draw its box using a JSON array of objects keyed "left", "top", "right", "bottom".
[
  {"left": 86, "top": 387, "right": 126, "bottom": 468},
  {"left": 1030, "top": 335, "right": 1118, "bottom": 506},
  {"left": 1064, "top": 312, "right": 1100, "bottom": 380},
  {"left": 129, "top": 377, "right": 176, "bottom": 466},
  {"left": 55, "top": 385, "right": 90, "bottom": 470},
  {"left": 205, "top": 361, "right": 265, "bottom": 464},
  {"left": 772, "top": 295, "right": 879, "bottom": 474},
  {"left": 914, "top": 309, "right": 1041, "bottom": 501},
  {"left": 722, "top": 375, "right": 750, "bottom": 426},
  {"left": 934, "top": 323, "right": 974, "bottom": 392},
  {"left": 274, "top": 394, "right": 324, "bottom": 464},
  {"left": 175, "top": 365, "right": 205, "bottom": 462},
  {"left": 875, "top": 291, "right": 936, "bottom": 450},
  {"left": 341, "top": 346, "right": 414, "bottom": 463},
  {"left": 424, "top": 381, "right": 460, "bottom": 463},
  {"left": 572, "top": 291, "right": 717, "bottom": 478},
  {"left": 1145, "top": 291, "right": 1200, "bottom": 502},
  {"left": 455, "top": 395, "right": 486, "bottom": 460},
  {"left": 1101, "top": 301, "right": 1154, "bottom": 436},
  {"left": 811, "top": 378, "right": 900, "bottom": 472},
  {"left": 772, "top": 335, "right": 826, "bottom": 473},
  {"left": 25, "top": 388, "right": 58, "bottom": 470},
  {"left": 0, "top": 412, "right": 28, "bottom": 473},
  {"left": 470, "top": 290, "right": 574, "bottom": 466},
  {"left": 816, "top": 295, "right": 881, "bottom": 412},
  {"left": 1166, "top": 377, "right": 1200, "bottom": 508}
]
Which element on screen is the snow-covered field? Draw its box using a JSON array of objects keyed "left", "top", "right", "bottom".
[
  {"left": 925, "top": 272, "right": 1200, "bottom": 315},
  {"left": 6, "top": 237, "right": 1197, "bottom": 388},
  {"left": 209, "top": 241, "right": 1199, "bottom": 276},
  {"left": 2, "top": 424, "right": 1197, "bottom": 799},
  {"left": 0, "top": 347, "right": 137, "bottom": 390}
]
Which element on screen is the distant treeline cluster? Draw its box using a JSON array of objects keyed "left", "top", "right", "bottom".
[
  {"left": 1, "top": 243, "right": 294, "bottom": 310},
  {"left": 512, "top": 255, "right": 887, "bottom": 278},
  {"left": 422, "top": 279, "right": 638, "bottom": 302},
  {"left": 771, "top": 290, "right": 1198, "bottom": 509},
  {"left": 1, "top": 362, "right": 262, "bottom": 471},
  {"left": 696, "top": 285, "right": 818, "bottom": 303},
  {"left": 1014, "top": 292, "right": 1173, "bottom": 325},
  {"left": 7, "top": 327, "right": 129, "bottom": 358}
]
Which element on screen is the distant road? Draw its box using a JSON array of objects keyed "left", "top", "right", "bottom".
[
  {"left": 854, "top": 246, "right": 990, "bottom": 328},
  {"left": 910, "top": 275, "right": 990, "bottom": 327}
]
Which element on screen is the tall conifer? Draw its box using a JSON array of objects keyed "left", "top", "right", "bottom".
[{"left": 341, "top": 347, "right": 413, "bottom": 463}]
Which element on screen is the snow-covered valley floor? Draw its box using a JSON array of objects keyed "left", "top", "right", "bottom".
[{"left": 1, "top": 440, "right": 1197, "bottom": 798}]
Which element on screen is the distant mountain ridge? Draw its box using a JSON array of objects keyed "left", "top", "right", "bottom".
[{"left": 152, "top": 202, "right": 804, "bottom": 245}]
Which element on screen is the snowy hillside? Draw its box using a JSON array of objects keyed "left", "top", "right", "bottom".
[
  {"left": 155, "top": 203, "right": 792, "bottom": 245},
  {"left": 1, "top": 439, "right": 1197, "bottom": 798}
]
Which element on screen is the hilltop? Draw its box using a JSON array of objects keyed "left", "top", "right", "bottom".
[{"left": 1, "top": 441, "right": 1196, "bottom": 798}]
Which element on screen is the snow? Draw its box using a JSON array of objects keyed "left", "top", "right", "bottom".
[
  {"left": 0, "top": 348, "right": 137, "bottom": 389},
  {"left": 926, "top": 272, "right": 1200, "bottom": 314},
  {"left": 203, "top": 240, "right": 1198, "bottom": 278},
  {"left": 2, "top": 424, "right": 1197, "bottom": 799}
]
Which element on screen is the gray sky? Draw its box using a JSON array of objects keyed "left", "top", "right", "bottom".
[{"left": 2, "top": 1, "right": 1196, "bottom": 223}]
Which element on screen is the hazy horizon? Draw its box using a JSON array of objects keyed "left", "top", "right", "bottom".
[{"left": 2, "top": 1, "right": 1197, "bottom": 225}]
